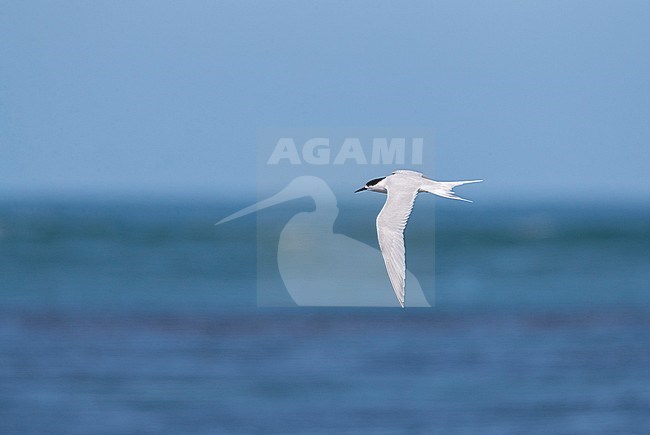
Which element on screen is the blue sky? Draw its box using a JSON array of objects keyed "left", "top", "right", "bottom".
[{"left": 1, "top": 1, "right": 648, "bottom": 201}]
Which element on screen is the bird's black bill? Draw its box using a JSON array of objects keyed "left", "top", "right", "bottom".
[{"left": 354, "top": 187, "right": 367, "bottom": 193}]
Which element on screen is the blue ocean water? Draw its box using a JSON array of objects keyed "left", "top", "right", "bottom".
[{"left": 0, "top": 198, "right": 649, "bottom": 433}]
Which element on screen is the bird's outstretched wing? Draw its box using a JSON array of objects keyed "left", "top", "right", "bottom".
[{"left": 376, "top": 187, "right": 419, "bottom": 307}]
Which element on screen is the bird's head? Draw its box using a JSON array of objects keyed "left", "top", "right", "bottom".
[{"left": 355, "top": 176, "right": 387, "bottom": 193}]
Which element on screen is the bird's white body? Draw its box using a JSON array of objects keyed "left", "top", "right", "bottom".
[{"left": 357, "top": 170, "right": 482, "bottom": 307}]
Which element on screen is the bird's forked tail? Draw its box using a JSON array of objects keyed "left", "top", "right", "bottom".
[{"left": 420, "top": 179, "right": 483, "bottom": 202}]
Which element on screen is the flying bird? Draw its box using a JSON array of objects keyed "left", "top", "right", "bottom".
[{"left": 356, "top": 170, "right": 482, "bottom": 307}]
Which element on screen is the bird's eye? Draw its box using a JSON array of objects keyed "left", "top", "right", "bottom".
[{"left": 366, "top": 177, "right": 385, "bottom": 187}]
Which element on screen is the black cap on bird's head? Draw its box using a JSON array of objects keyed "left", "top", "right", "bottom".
[{"left": 355, "top": 177, "right": 385, "bottom": 193}]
